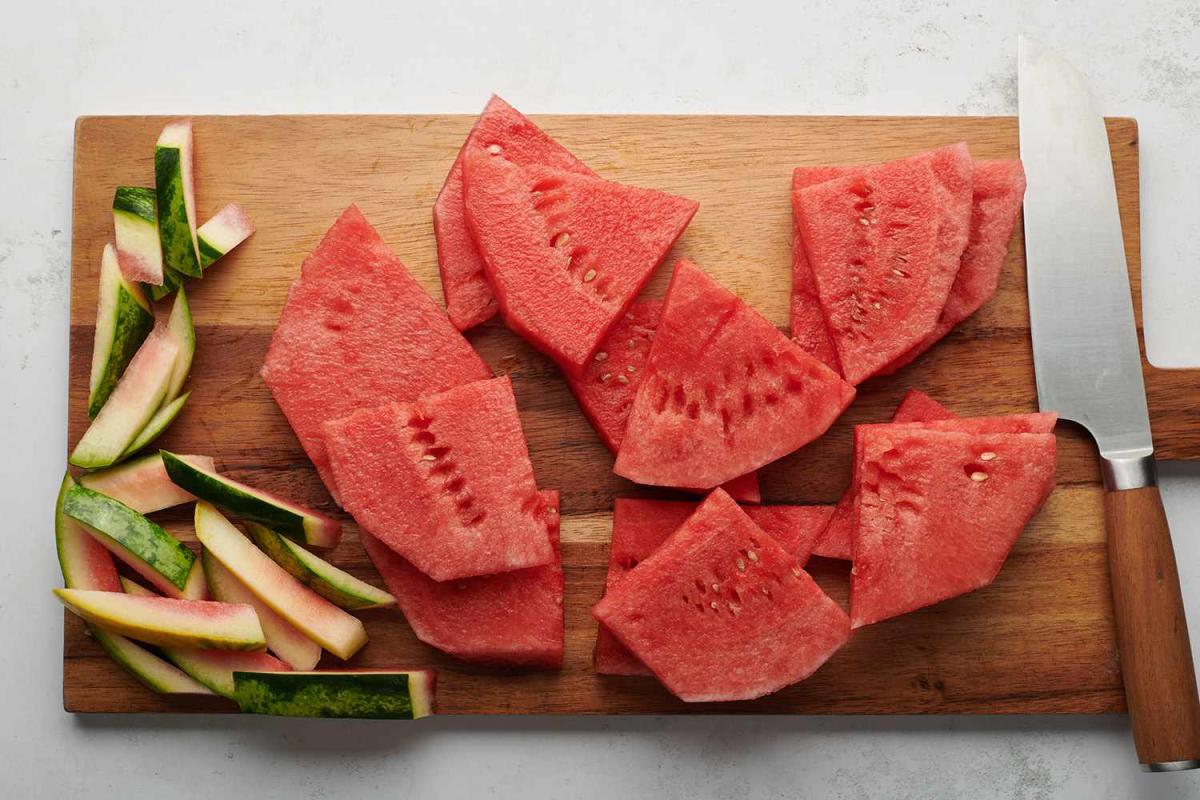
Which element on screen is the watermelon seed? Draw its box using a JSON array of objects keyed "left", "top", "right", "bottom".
[
  {"left": 711, "top": 583, "right": 720, "bottom": 593},
  {"left": 980, "top": 451, "right": 998, "bottom": 461},
  {"left": 858, "top": 217, "right": 870, "bottom": 226},
  {"left": 420, "top": 454, "right": 437, "bottom": 462},
  {"left": 617, "top": 374, "right": 630, "bottom": 385},
  {"left": 486, "top": 144, "right": 502, "bottom": 155},
  {"left": 729, "top": 603, "right": 741, "bottom": 616},
  {"left": 627, "top": 338, "right": 638, "bottom": 349},
  {"left": 627, "top": 365, "right": 637, "bottom": 373},
  {"left": 747, "top": 551, "right": 759, "bottom": 563},
  {"left": 552, "top": 232, "right": 571, "bottom": 248},
  {"left": 594, "top": 351, "right": 609, "bottom": 362},
  {"left": 791, "top": 565, "right": 803, "bottom": 578},
  {"left": 736, "top": 558, "right": 747, "bottom": 572},
  {"left": 583, "top": 269, "right": 597, "bottom": 283},
  {"left": 600, "top": 373, "right": 612, "bottom": 383},
  {"left": 710, "top": 601, "right": 719, "bottom": 610},
  {"left": 970, "top": 471, "right": 989, "bottom": 482}
]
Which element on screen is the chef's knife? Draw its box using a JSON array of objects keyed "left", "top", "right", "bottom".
[{"left": 1019, "top": 36, "right": 1200, "bottom": 771}]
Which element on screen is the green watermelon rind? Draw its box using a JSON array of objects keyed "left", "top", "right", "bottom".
[
  {"left": 246, "top": 522, "right": 395, "bottom": 610},
  {"left": 61, "top": 483, "right": 197, "bottom": 592},
  {"left": 161, "top": 450, "right": 341, "bottom": 548},
  {"left": 88, "top": 244, "right": 155, "bottom": 418},
  {"left": 154, "top": 131, "right": 202, "bottom": 278},
  {"left": 232, "top": 670, "right": 435, "bottom": 719}
]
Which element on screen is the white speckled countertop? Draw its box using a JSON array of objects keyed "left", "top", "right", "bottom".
[{"left": 3, "top": 1, "right": 1200, "bottom": 796}]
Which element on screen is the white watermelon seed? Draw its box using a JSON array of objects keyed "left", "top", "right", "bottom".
[
  {"left": 421, "top": 454, "right": 437, "bottom": 462},
  {"left": 711, "top": 583, "right": 720, "bottom": 592},
  {"left": 594, "top": 351, "right": 609, "bottom": 362},
  {"left": 583, "top": 269, "right": 597, "bottom": 283},
  {"left": 616, "top": 374, "right": 630, "bottom": 385},
  {"left": 858, "top": 217, "right": 870, "bottom": 226},
  {"left": 626, "top": 365, "right": 637, "bottom": 373},
  {"left": 553, "top": 232, "right": 571, "bottom": 247},
  {"left": 980, "top": 451, "right": 998, "bottom": 461},
  {"left": 710, "top": 601, "right": 719, "bottom": 610},
  {"left": 791, "top": 565, "right": 802, "bottom": 577},
  {"left": 970, "top": 471, "right": 989, "bottom": 482},
  {"left": 600, "top": 373, "right": 612, "bottom": 383},
  {"left": 747, "top": 550, "right": 758, "bottom": 563},
  {"left": 486, "top": 144, "right": 502, "bottom": 155}
]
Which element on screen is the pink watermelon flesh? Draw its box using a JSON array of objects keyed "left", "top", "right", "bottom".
[
  {"left": 851, "top": 428, "right": 1057, "bottom": 628},
  {"left": 819, "top": 410, "right": 1057, "bottom": 563},
  {"left": 880, "top": 159, "right": 1028, "bottom": 373},
  {"left": 462, "top": 149, "right": 699, "bottom": 373},
  {"left": 592, "top": 489, "right": 850, "bottom": 701},
  {"left": 323, "top": 376, "right": 553, "bottom": 581},
  {"left": 434, "top": 95, "right": 595, "bottom": 331},
  {"left": 795, "top": 143, "right": 973, "bottom": 384},
  {"left": 812, "top": 390, "right": 955, "bottom": 561},
  {"left": 261, "top": 205, "right": 490, "bottom": 503},
  {"left": 565, "top": 296, "right": 758, "bottom": 501},
  {"left": 790, "top": 167, "right": 848, "bottom": 374},
  {"left": 594, "top": 497, "right": 835, "bottom": 676},
  {"left": 614, "top": 259, "right": 856, "bottom": 489},
  {"left": 361, "top": 490, "right": 563, "bottom": 668}
]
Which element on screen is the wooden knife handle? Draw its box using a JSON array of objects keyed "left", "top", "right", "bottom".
[{"left": 1106, "top": 483, "right": 1200, "bottom": 768}]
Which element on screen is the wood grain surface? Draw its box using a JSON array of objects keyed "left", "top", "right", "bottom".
[{"left": 63, "top": 114, "right": 1181, "bottom": 715}]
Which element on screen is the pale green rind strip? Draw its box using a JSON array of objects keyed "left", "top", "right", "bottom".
[
  {"left": 90, "top": 626, "right": 214, "bottom": 696},
  {"left": 246, "top": 522, "right": 394, "bottom": 610},
  {"left": 72, "top": 332, "right": 179, "bottom": 469},
  {"left": 202, "top": 549, "right": 322, "bottom": 671},
  {"left": 164, "top": 287, "right": 194, "bottom": 401},
  {"left": 122, "top": 391, "right": 191, "bottom": 459},
  {"left": 197, "top": 203, "right": 255, "bottom": 269},
  {"left": 53, "top": 588, "right": 266, "bottom": 651}
]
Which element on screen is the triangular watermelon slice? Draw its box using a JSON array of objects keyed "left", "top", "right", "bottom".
[
  {"left": 462, "top": 150, "right": 699, "bottom": 373},
  {"left": 790, "top": 166, "right": 848, "bottom": 374},
  {"left": 323, "top": 376, "right": 553, "bottom": 581},
  {"left": 851, "top": 427, "right": 1057, "bottom": 628},
  {"left": 594, "top": 497, "right": 834, "bottom": 676},
  {"left": 614, "top": 260, "right": 856, "bottom": 489},
  {"left": 592, "top": 490, "right": 849, "bottom": 701},
  {"left": 794, "top": 144, "right": 973, "bottom": 384},
  {"left": 881, "top": 159, "right": 1027, "bottom": 373},
  {"left": 361, "top": 490, "right": 563, "bottom": 668},
  {"left": 434, "top": 96, "right": 595, "bottom": 331},
  {"left": 811, "top": 389, "right": 955, "bottom": 561},
  {"left": 261, "top": 205, "right": 490, "bottom": 503},
  {"left": 564, "top": 297, "right": 759, "bottom": 502}
]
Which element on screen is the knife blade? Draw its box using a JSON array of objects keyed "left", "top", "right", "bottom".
[{"left": 1019, "top": 35, "right": 1200, "bottom": 771}]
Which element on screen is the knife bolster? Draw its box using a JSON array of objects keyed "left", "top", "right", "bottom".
[{"left": 1102, "top": 453, "right": 1158, "bottom": 491}]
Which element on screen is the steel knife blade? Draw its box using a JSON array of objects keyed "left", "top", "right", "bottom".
[{"left": 1019, "top": 35, "right": 1200, "bottom": 771}]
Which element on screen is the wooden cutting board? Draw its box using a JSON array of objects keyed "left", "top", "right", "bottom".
[{"left": 65, "top": 114, "right": 1194, "bottom": 715}]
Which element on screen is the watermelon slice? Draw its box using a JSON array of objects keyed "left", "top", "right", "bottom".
[
  {"left": 361, "top": 490, "right": 563, "bottom": 668},
  {"left": 79, "top": 453, "right": 212, "bottom": 514},
  {"left": 564, "top": 297, "right": 759, "bottom": 501},
  {"left": 790, "top": 167, "right": 847, "bottom": 373},
  {"left": 592, "top": 489, "right": 849, "bottom": 701},
  {"left": 881, "top": 159, "right": 1027, "bottom": 372},
  {"left": 614, "top": 260, "right": 856, "bottom": 488},
  {"left": 324, "top": 376, "right": 553, "bottom": 581},
  {"left": 794, "top": 144, "right": 973, "bottom": 384},
  {"left": 811, "top": 389, "right": 955, "bottom": 561},
  {"left": 851, "top": 427, "right": 1057, "bottom": 628},
  {"left": 594, "top": 497, "right": 834, "bottom": 676},
  {"left": 261, "top": 205, "right": 490, "bottom": 503},
  {"left": 434, "top": 95, "right": 595, "bottom": 331},
  {"left": 462, "top": 149, "right": 698, "bottom": 373}
]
